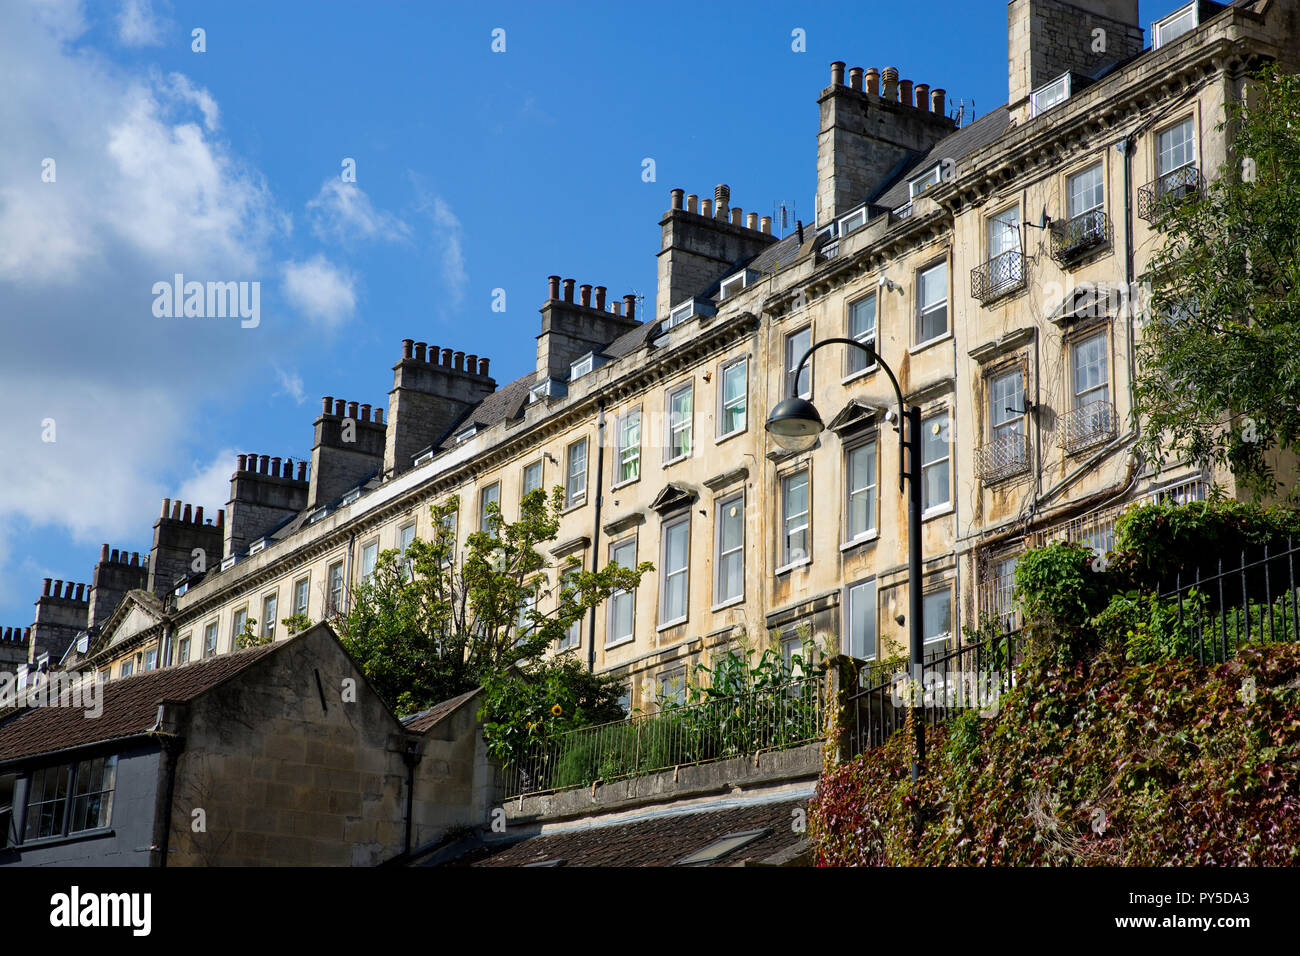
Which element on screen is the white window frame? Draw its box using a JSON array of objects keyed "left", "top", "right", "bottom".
[
  {"left": 231, "top": 607, "right": 248, "bottom": 648},
  {"left": 565, "top": 439, "right": 588, "bottom": 508},
  {"left": 916, "top": 261, "right": 949, "bottom": 345},
  {"left": 785, "top": 326, "right": 812, "bottom": 400},
  {"left": 177, "top": 634, "right": 192, "bottom": 665},
  {"left": 261, "top": 592, "right": 278, "bottom": 640},
  {"left": 921, "top": 411, "right": 952, "bottom": 515},
  {"left": 570, "top": 353, "right": 594, "bottom": 380},
  {"left": 144, "top": 648, "right": 158, "bottom": 671},
  {"left": 717, "top": 358, "right": 748, "bottom": 440},
  {"left": 454, "top": 424, "right": 477, "bottom": 443},
  {"left": 360, "top": 539, "right": 379, "bottom": 583},
  {"left": 1153, "top": 2, "right": 1198, "bottom": 49},
  {"left": 293, "top": 575, "right": 310, "bottom": 619},
  {"left": 1071, "top": 332, "right": 1110, "bottom": 410},
  {"left": 844, "top": 579, "right": 878, "bottom": 661},
  {"left": 990, "top": 368, "right": 1026, "bottom": 440},
  {"left": 713, "top": 491, "right": 745, "bottom": 608},
  {"left": 845, "top": 294, "right": 877, "bottom": 378},
  {"left": 615, "top": 409, "right": 641, "bottom": 486},
  {"left": 203, "top": 620, "right": 218, "bottom": 658},
  {"left": 327, "top": 560, "right": 345, "bottom": 615},
  {"left": 479, "top": 482, "right": 501, "bottom": 532},
  {"left": 909, "top": 165, "right": 941, "bottom": 198},
  {"left": 778, "top": 468, "right": 811, "bottom": 571},
  {"left": 923, "top": 587, "right": 954, "bottom": 647},
  {"left": 560, "top": 570, "right": 582, "bottom": 652},
  {"left": 606, "top": 538, "right": 637, "bottom": 647},
  {"left": 719, "top": 272, "right": 747, "bottom": 300},
  {"left": 844, "top": 438, "right": 878, "bottom": 544},
  {"left": 1030, "top": 72, "right": 1071, "bottom": 116},
  {"left": 665, "top": 383, "right": 693, "bottom": 464},
  {"left": 522, "top": 460, "right": 543, "bottom": 497},
  {"left": 659, "top": 514, "right": 691, "bottom": 628},
  {"left": 1067, "top": 162, "right": 1105, "bottom": 219},
  {"left": 838, "top": 206, "right": 868, "bottom": 236},
  {"left": 1156, "top": 116, "right": 1196, "bottom": 177}
]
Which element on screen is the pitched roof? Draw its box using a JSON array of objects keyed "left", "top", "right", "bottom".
[
  {"left": 461, "top": 797, "right": 812, "bottom": 867},
  {"left": 401, "top": 687, "right": 481, "bottom": 733},
  {"left": 0, "top": 641, "right": 284, "bottom": 765},
  {"left": 872, "top": 106, "right": 1012, "bottom": 210}
]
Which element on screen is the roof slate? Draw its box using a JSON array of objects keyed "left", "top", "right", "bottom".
[
  {"left": 401, "top": 687, "right": 481, "bottom": 733},
  {"left": 872, "top": 106, "right": 1012, "bottom": 210}
]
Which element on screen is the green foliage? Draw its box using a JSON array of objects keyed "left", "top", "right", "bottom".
[
  {"left": 1133, "top": 67, "right": 1300, "bottom": 500},
  {"left": 336, "top": 488, "right": 650, "bottom": 717},
  {"left": 233, "top": 617, "right": 267, "bottom": 649},
  {"left": 1013, "top": 541, "right": 1108, "bottom": 664},
  {"left": 811, "top": 643, "right": 1300, "bottom": 866},
  {"left": 280, "top": 613, "right": 312, "bottom": 635}
]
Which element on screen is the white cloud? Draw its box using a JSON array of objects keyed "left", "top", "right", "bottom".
[
  {"left": 427, "top": 195, "right": 468, "bottom": 307},
  {"left": 306, "top": 179, "right": 410, "bottom": 244},
  {"left": 282, "top": 255, "right": 357, "bottom": 327},
  {"left": 274, "top": 367, "right": 307, "bottom": 405},
  {"left": 174, "top": 448, "right": 237, "bottom": 516},
  {"left": 116, "top": 0, "right": 165, "bottom": 47}
]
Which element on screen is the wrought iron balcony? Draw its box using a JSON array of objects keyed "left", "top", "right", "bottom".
[
  {"left": 1138, "top": 165, "right": 1204, "bottom": 222},
  {"left": 1049, "top": 208, "right": 1111, "bottom": 263},
  {"left": 974, "top": 430, "right": 1030, "bottom": 484},
  {"left": 1059, "top": 400, "right": 1116, "bottom": 454},
  {"left": 970, "top": 250, "right": 1027, "bottom": 304}
]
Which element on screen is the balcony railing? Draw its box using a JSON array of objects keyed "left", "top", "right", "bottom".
[
  {"left": 970, "top": 250, "right": 1027, "bottom": 303},
  {"left": 1059, "top": 399, "right": 1116, "bottom": 454},
  {"left": 1138, "top": 165, "right": 1204, "bottom": 222},
  {"left": 974, "top": 430, "right": 1030, "bottom": 484},
  {"left": 500, "top": 677, "right": 825, "bottom": 798},
  {"left": 1049, "top": 208, "right": 1111, "bottom": 263},
  {"left": 818, "top": 239, "right": 840, "bottom": 262}
]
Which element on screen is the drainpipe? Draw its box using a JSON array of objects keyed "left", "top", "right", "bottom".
[
  {"left": 588, "top": 404, "right": 607, "bottom": 673},
  {"left": 343, "top": 531, "right": 357, "bottom": 612},
  {"left": 401, "top": 740, "right": 420, "bottom": 858}
]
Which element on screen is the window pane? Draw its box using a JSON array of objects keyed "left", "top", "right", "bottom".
[
  {"left": 987, "top": 207, "right": 1020, "bottom": 256},
  {"left": 567, "top": 441, "right": 587, "bottom": 505},
  {"left": 609, "top": 540, "right": 636, "bottom": 643},
  {"left": 847, "top": 442, "right": 877, "bottom": 538},
  {"left": 1072, "top": 334, "right": 1108, "bottom": 405},
  {"left": 715, "top": 495, "right": 744, "bottom": 603},
  {"left": 782, "top": 471, "right": 810, "bottom": 564},
  {"left": 847, "top": 296, "right": 877, "bottom": 373},
  {"left": 1158, "top": 118, "right": 1194, "bottom": 175},
  {"left": 669, "top": 387, "right": 693, "bottom": 459},
  {"left": 847, "top": 581, "right": 877, "bottom": 660},
  {"left": 918, "top": 263, "right": 948, "bottom": 341},
  {"left": 990, "top": 370, "right": 1024, "bottom": 436},
  {"left": 663, "top": 520, "right": 689, "bottom": 621},
  {"left": 1068, "top": 164, "right": 1104, "bottom": 217},
  {"left": 786, "top": 328, "right": 811, "bottom": 398},
  {"left": 721, "top": 361, "right": 746, "bottom": 434},
  {"left": 922, "top": 415, "right": 951, "bottom": 511},
  {"left": 923, "top": 590, "right": 953, "bottom": 643},
  {"left": 522, "top": 462, "right": 542, "bottom": 495}
]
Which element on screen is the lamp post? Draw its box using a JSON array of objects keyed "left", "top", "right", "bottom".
[{"left": 765, "top": 337, "right": 926, "bottom": 781}]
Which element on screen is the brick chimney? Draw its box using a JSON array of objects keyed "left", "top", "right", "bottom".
[
  {"left": 816, "top": 62, "right": 956, "bottom": 223},
  {"left": 384, "top": 341, "right": 497, "bottom": 477},
  {"left": 148, "top": 499, "right": 225, "bottom": 596},
  {"left": 537, "top": 277, "right": 642, "bottom": 383},
  {"left": 1007, "top": 1, "right": 1143, "bottom": 121},
  {"left": 87, "top": 544, "right": 150, "bottom": 629},
  {"left": 656, "top": 184, "right": 778, "bottom": 320},
  {"left": 224, "top": 453, "right": 309, "bottom": 557},
  {"left": 309, "top": 396, "right": 386, "bottom": 509},
  {"left": 30, "top": 577, "right": 91, "bottom": 665},
  {"left": 0, "top": 626, "right": 30, "bottom": 669}
]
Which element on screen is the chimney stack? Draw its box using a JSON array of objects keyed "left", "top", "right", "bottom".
[
  {"left": 224, "top": 452, "right": 309, "bottom": 559},
  {"left": 309, "top": 395, "right": 386, "bottom": 511},
  {"left": 535, "top": 277, "right": 641, "bottom": 382}
]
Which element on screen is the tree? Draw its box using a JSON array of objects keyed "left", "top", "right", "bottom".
[
  {"left": 335, "top": 487, "right": 652, "bottom": 715},
  {"left": 1134, "top": 67, "right": 1300, "bottom": 500}
]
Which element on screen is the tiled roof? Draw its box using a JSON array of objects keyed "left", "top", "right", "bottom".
[
  {"left": 0, "top": 641, "right": 284, "bottom": 765},
  {"left": 872, "top": 106, "right": 1012, "bottom": 210},
  {"left": 402, "top": 687, "right": 481, "bottom": 733},
  {"left": 462, "top": 797, "right": 812, "bottom": 867},
  {"left": 745, "top": 230, "right": 804, "bottom": 278}
]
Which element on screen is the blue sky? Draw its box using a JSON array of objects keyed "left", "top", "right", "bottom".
[{"left": 0, "top": 0, "right": 1177, "bottom": 627}]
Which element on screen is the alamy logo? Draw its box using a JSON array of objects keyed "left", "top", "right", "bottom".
[
  {"left": 50, "top": 886, "right": 151, "bottom": 936},
  {"left": 151, "top": 274, "right": 260, "bottom": 328},
  {"left": 0, "top": 670, "right": 102, "bottom": 718}
]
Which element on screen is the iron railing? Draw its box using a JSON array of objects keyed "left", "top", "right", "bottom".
[
  {"left": 970, "top": 249, "right": 1027, "bottom": 303},
  {"left": 1050, "top": 208, "right": 1111, "bottom": 263},
  {"left": 1138, "top": 165, "right": 1204, "bottom": 222},
  {"left": 1158, "top": 538, "right": 1300, "bottom": 665},
  {"left": 1059, "top": 400, "right": 1115, "bottom": 454},
  {"left": 843, "top": 627, "right": 1020, "bottom": 759},
  {"left": 974, "top": 430, "right": 1030, "bottom": 483},
  {"left": 500, "top": 677, "right": 825, "bottom": 798}
]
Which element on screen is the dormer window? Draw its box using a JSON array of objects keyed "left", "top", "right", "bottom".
[
  {"left": 454, "top": 424, "right": 478, "bottom": 443},
  {"left": 909, "top": 166, "right": 942, "bottom": 199},
  {"left": 340, "top": 488, "right": 362, "bottom": 506},
  {"left": 569, "top": 352, "right": 608, "bottom": 380},
  {"left": 529, "top": 379, "right": 567, "bottom": 403},
  {"left": 662, "top": 297, "right": 715, "bottom": 331},
  {"left": 306, "top": 506, "right": 328, "bottom": 524},
  {"left": 248, "top": 538, "right": 268, "bottom": 555},
  {"left": 837, "top": 206, "right": 868, "bottom": 236},
  {"left": 719, "top": 272, "right": 747, "bottom": 300},
  {"left": 220, "top": 554, "right": 237, "bottom": 571},
  {"left": 1031, "top": 73, "right": 1071, "bottom": 117},
  {"left": 413, "top": 449, "right": 434, "bottom": 466},
  {"left": 1153, "top": 2, "right": 1198, "bottom": 48}
]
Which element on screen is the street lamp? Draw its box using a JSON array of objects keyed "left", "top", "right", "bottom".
[{"left": 765, "top": 336, "right": 927, "bottom": 781}]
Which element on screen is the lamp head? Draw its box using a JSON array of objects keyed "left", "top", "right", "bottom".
[{"left": 765, "top": 396, "right": 824, "bottom": 452}]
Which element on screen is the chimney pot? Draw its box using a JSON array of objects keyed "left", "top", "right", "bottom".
[
  {"left": 321, "top": 396, "right": 332, "bottom": 415},
  {"left": 594, "top": 286, "right": 607, "bottom": 310},
  {"left": 75, "top": 583, "right": 85, "bottom": 601},
  {"left": 195, "top": 505, "right": 204, "bottom": 523},
  {"left": 579, "top": 284, "right": 592, "bottom": 307},
  {"left": 43, "top": 578, "right": 51, "bottom": 596},
  {"left": 269, "top": 459, "right": 281, "bottom": 481},
  {"left": 346, "top": 402, "right": 358, "bottom": 420},
  {"left": 731, "top": 207, "right": 743, "bottom": 226},
  {"left": 612, "top": 301, "right": 622, "bottom": 316},
  {"left": 882, "top": 67, "right": 899, "bottom": 101},
  {"left": 700, "top": 198, "right": 712, "bottom": 218},
  {"left": 848, "top": 67, "right": 863, "bottom": 91},
  {"left": 297, "top": 461, "right": 308, "bottom": 481},
  {"left": 258, "top": 454, "right": 270, "bottom": 474},
  {"left": 899, "top": 79, "right": 913, "bottom": 107},
  {"left": 172, "top": 500, "right": 182, "bottom": 519},
  {"left": 931, "top": 88, "right": 946, "bottom": 115},
  {"left": 830, "top": 61, "right": 845, "bottom": 87},
  {"left": 548, "top": 275, "right": 560, "bottom": 300},
  {"left": 478, "top": 358, "right": 490, "bottom": 378},
  {"left": 334, "top": 399, "right": 346, "bottom": 417},
  {"left": 714, "top": 184, "right": 729, "bottom": 219},
  {"left": 414, "top": 342, "right": 427, "bottom": 362},
  {"left": 374, "top": 407, "right": 384, "bottom": 424},
  {"left": 217, "top": 508, "right": 225, "bottom": 527},
  {"left": 760, "top": 216, "right": 772, "bottom": 234},
  {"left": 670, "top": 188, "right": 683, "bottom": 210},
  {"left": 111, "top": 549, "right": 120, "bottom": 562},
  {"left": 466, "top": 356, "right": 478, "bottom": 376},
  {"left": 160, "top": 498, "right": 171, "bottom": 518},
  {"left": 865, "top": 67, "right": 880, "bottom": 96},
  {"left": 401, "top": 339, "right": 413, "bottom": 360},
  {"left": 54, "top": 580, "right": 63, "bottom": 597},
  {"left": 747, "top": 212, "right": 758, "bottom": 230},
  {"left": 237, "top": 453, "right": 247, "bottom": 472},
  {"left": 131, "top": 552, "right": 140, "bottom": 566},
  {"left": 623, "top": 295, "right": 636, "bottom": 321},
  {"left": 562, "top": 279, "right": 575, "bottom": 302},
  {"left": 182, "top": 503, "right": 192, "bottom": 522},
  {"left": 686, "top": 194, "right": 698, "bottom": 214},
  {"left": 453, "top": 351, "right": 465, "bottom": 371},
  {"left": 914, "top": 83, "right": 930, "bottom": 111},
  {"left": 360, "top": 403, "right": 371, "bottom": 421},
  {"left": 100, "top": 543, "right": 110, "bottom": 561}
]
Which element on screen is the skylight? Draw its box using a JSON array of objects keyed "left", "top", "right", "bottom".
[
  {"left": 1153, "top": 3, "right": 1198, "bottom": 48},
  {"left": 673, "top": 828, "right": 772, "bottom": 866}
]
